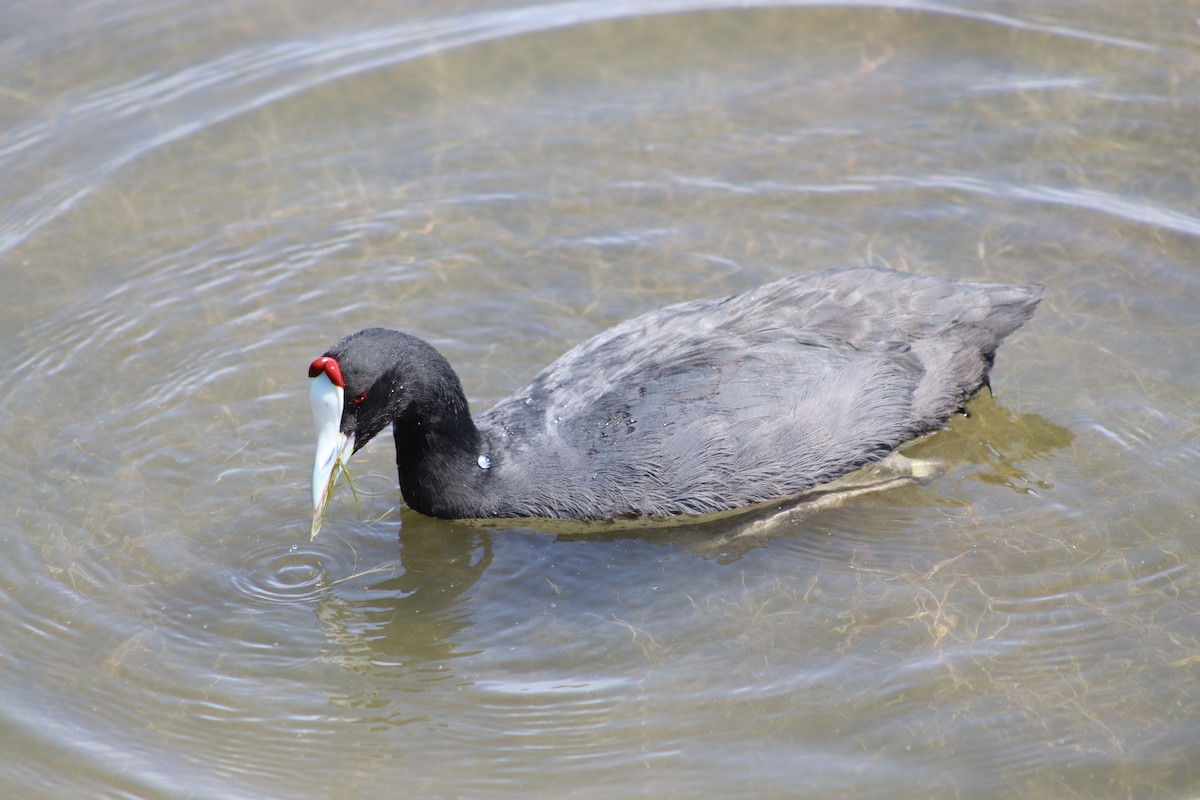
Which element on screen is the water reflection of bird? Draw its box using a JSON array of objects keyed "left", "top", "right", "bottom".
[{"left": 316, "top": 519, "right": 493, "bottom": 673}]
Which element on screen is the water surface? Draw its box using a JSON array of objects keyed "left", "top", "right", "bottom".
[{"left": 2, "top": 1, "right": 1199, "bottom": 797}]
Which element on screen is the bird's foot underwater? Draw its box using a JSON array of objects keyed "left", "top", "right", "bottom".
[{"left": 718, "top": 453, "right": 947, "bottom": 543}]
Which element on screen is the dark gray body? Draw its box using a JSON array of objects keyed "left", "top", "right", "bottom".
[{"left": 323, "top": 268, "right": 1044, "bottom": 521}]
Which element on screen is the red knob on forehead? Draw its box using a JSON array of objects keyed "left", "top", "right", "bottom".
[{"left": 308, "top": 356, "right": 344, "bottom": 387}]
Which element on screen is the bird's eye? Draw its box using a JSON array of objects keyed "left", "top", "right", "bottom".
[{"left": 350, "top": 391, "right": 368, "bottom": 405}]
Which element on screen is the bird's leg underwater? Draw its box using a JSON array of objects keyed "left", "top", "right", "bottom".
[{"left": 719, "top": 452, "right": 946, "bottom": 542}]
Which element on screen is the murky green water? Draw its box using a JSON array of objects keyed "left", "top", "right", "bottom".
[{"left": 2, "top": 1, "right": 1198, "bottom": 797}]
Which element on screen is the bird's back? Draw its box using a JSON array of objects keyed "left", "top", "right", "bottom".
[{"left": 476, "top": 268, "right": 1043, "bottom": 520}]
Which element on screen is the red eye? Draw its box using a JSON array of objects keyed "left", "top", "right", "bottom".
[{"left": 351, "top": 391, "right": 368, "bottom": 405}]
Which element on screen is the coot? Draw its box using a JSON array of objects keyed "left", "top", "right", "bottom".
[{"left": 308, "top": 267, "right": 1042, "bottom": 535}]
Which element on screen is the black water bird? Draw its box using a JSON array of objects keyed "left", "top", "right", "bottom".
[{"left": 308, "top": 268, "right": 1043, "bottom": 535}]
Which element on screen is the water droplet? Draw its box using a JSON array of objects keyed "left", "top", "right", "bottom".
[{"left": 477, "top": 454, "right": 492, "bottom": 469}]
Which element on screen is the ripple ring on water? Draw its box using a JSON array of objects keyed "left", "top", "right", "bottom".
[{"left": 232, "top": 544, "right": 330, "bottom": 606}]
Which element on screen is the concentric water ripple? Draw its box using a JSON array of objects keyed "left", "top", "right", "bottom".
[{"left": 232, "top": 543, "right": 332, "bottom": 604}]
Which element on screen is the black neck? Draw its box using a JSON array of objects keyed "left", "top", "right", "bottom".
[{"left": 391, "top": 387, "right": 491, "bottom": 519}]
